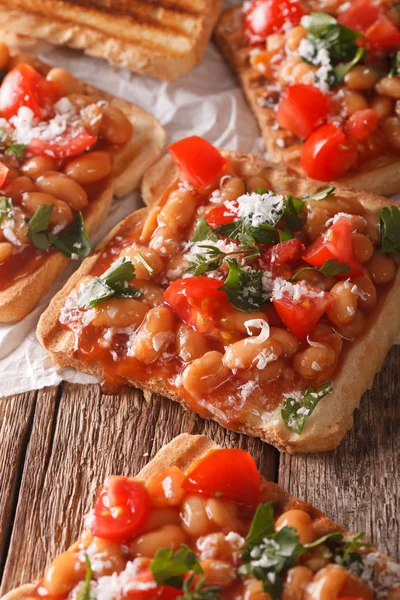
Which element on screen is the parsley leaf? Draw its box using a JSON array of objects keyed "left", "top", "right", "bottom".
[
  {"left": 221, "top": 258, "right": 267, "bottom": 312},
  {"left": 6, "top": 143, "right": 27, "bottom": 160},
  {"left": 379, "top": 205, "right": 400, "bottom": 253},
  {"left": 0, "top": 196, "right": 13, "bottom": 226},
  {"left": 27, "top": 204, "right": 54, "bottom": 250},
  {"left": 186, "top": 243, "right": 225, "bottom": 276},
  {"left": 281, "top": 381, "right": 333, "bottom": 434},
  {"left": 48, "top": 212, "right": 91, "bottom": 259},
  {"left": 76, "top": 554, "right": 92, "bottom": 600},
  {"left": 216, "top": 218, "right": 277, "bottom": 245},
  {"left": 291, "top": 259, "right": 350, "bottom": 281},
  {"left": 245, "top": 502, "right": 275, "bottom": 547},
  {"left": 191, "top": 217, "right": 219, "bottom": 243},
  {"left": 283, "top": 195, "right": 304, "bottom": 231},
  {"left": 335, "top": 532, "right": 370, "bottom": 572},
  {"left": 78, "top": 257, "right": 143, "bottom": 310},
  {"left": 135, "top": 251, "right": 155, "bottom": 276},
  {"left": 303, "top": 187, "right": 336, "bottom": 202},
  {"left": 182, "top": 575, "right": 222, "bottom": 600},
  {"left": 333, "top": 47, "right": 365, "bottom": 85},
  {"left": 150, "top": 545, "right": 203, "bottom": 588}
]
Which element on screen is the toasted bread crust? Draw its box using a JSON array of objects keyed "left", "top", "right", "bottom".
[
  {"left": 37, "top": 149, "right": 400, "bottom": 453},
  {"left": 0, "top": 53, "right": 166, "bottom": 323},
  {"left": 0, "top": 0, "right": 223, "bottom": 81},
  {"left": 1, "top": 433, "right": 399, "bottom": 600},
  {"left": 215, "top": 7, "right": 400, "bottom": 196}
]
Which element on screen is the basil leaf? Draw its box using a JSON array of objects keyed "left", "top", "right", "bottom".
[
  {"left": 379, "top": 205, "right": 400, "bottom": 253},
  {"left": 6, "top": 143, "right": 27, "bottom": 161},
  {"left": 304, "top": 187, "right": 336, "bottom": 202},
  {"left": 76, "top": 554, "right": 92, "bottom": 600},
  {"left": 281, "top": 382, "right": 333, "bottom": 434},
  {"left": 49, "top": 212, "right": 91, "bottom": 259},
  {"left": 245, "top": 502, "right": 275, "bottom": 547},
  {"left": 0, "top": 196, "right": 13, "bottom": 226},
  {"left": 291, "top": 259, "right": 350, "bottom": 281},
  {"left": 27, "top": 204, "right": 54, "bottom": 251},
  {"left": 221, "top": 258, "right": 267, "bottom": 312},
  {"left": 150, "top": 545, "right": 202, "bottom": 588},
  {"left": 333, "top": 47, "right": 365, "bottom": 85},
  {"left": 192, "top": 217, "right": 219, "bottom": 243}
]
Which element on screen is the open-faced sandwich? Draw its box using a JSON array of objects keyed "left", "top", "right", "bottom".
[
  {"left": 2, "top": 433, "right": 400, "bottom": 599},
  {"left": 216, "top": 0, "right": 400, "bottom": 194},
  {"left": 0, "top": 0, "right": 224, "bottom": 81},
  {"left": 37, "top": 137, "right": 400, "bottom": 453},
  {"left": 0, "top": 42, "right": 165, "bottom": 322}
]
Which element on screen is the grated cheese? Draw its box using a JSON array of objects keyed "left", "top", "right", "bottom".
[
  {"left": 227, "top": 191, "right": 285, "bottom": 227},
  {"left": 272, "top": 278, "right": 325, "bottom": 303},
  {"left": 298, "top": 38, "right": 332, "bottom": 92}
]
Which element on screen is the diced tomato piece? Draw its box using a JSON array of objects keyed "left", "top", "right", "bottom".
[
  {"left": 277, "top": 84, "right": 329, "bottom": 139},
  {"left": 0, "top": 64, "right": 64, "bottom": 120},
  {"left": 244, "top": 0, "right": 307, "bottom": 44},
  {"left": 303, "top": 217, "right": 363, "bottom": 278},
  {"left": 124, "top": 585, "right": 183, "bottom": 600},
  {"left": 273, "top": 284, "right": 334, "bottom": 340},
  {"left": 91, "top": 476, "right": 151, "bottom": 542},
  {"left": 183, "top": 449, "right": 260, "bottom": 508},
  {"left": 301, "top": 123, "right": 358, "bottom": 181},
  {"left": 165, "top": 277, "right": 229, "bottom": 333},
  {"left": 259, "top": 238, "right": 304, "bottom": 277},
  {"left": 0, "top": 161, "right": 10, "bottom": 188},
  {"left": 364, "top": 16, "right": 400, "bottom": 51},
  {"left": 205, "top": 201, "right": 238, "bottom": 228},
  {"left": 28, "top": 127, "right": 97, "bottom": 159},
  {"left": 338, "top": 0, "right": 379, "bottom": 32},
  {"left": 345, "top": 109, "right": 379, "bottom": 142},
  {"left": 168, "top": 136, "right": 226, "bottom": 189}
]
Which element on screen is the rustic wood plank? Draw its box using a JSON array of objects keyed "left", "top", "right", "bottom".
[
  {"left": 0, "top": 390, "right": 36, "bottom": 579},
  {"left": 0, "top": 383, "right": 278, "bottom": 594},
  {"left": 279, "top": 345, "right": 400, "bottom": 562}
]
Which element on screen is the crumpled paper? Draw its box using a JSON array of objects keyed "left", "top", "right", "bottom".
[{"left": 0, "top": 0, "right": 268, "bottom": 395}]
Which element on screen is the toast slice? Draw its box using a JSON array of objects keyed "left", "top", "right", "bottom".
[
  {"left": 37, "top": 148, "right": 400, "bottom": 453},
  {"left": 0, "top": 0, "right": 223, "bottom": 81},
  {"left": 1, "top": 433, "right": 400, "bottom": 599},
  {"left": 215, "top": 7, "right": 400, "bottom": 196},
  {"left": 0, "top": 51, "right": 166, "bottom": 323}
]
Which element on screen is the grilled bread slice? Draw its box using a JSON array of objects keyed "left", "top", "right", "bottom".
[
  {"left": 37, "top": 149, "right": 400, "bottom": 453},
  {"left": 0, "top": 52, "right": 166, "bottom": 322},
  {"left": 215, "top": 7, "right": 400, "bottom": 196},
  {"left": 1, "top": 434, "right": 400, "bottom": 599},
  {"left": 0, "top": 0, "right": 224, "bottom": 81}
]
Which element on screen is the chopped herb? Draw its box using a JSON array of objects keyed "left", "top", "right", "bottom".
[
  {"left": 245, "top": 502, "right": 275, "bottom": 546},
  {"left": 304, "top": 531, "right": 343, "bottom": 549},
  {"left": 304, "top": 187, "right": 336, "bottom": 202},
  {"left": 191, "top": 217, "right": 218, "bottom": 243},
  {"left": 221, "top": 258, "right": 267, "bottom": 312},
  {"left": 281, "top": 381, "right": 333, "bottom": 434},
  {"left": 182, "top": 575, "right": 222, "bottom": 600},
  {"left": 0, "top": 196, "right": 13, "bottom": 226},
  {"left": 0, "top": 70, "right": 7, "bottom": 85},
  {"left": 290, "top": 259, "right": 350, "bottom": 281},
  {"left": 76, "top": 554, "right": 92, "bottom": 600},
  {"left": 27, "top": 204, "right": 54, "bottom": 251},
  {"left": 216, "top": 218, "right": 277, "bottom": 245},
  {"left": 78, "top": 257, "right": 143, "bottom": 310},
  {"left": 6, "top": 143, "right": 27, "bottom": 160},
  {"left": 136, "top": 251, "right": 155, "bottom": 276},
  {"left": 150, "top": 545, "right": 203, "bottom": 589},
  {"left": 389, "top": 51, "right": 400, "bottom": 77},
  {"left": 333, "top": 47, "right": 365, "bottom": 85},
  {"left": 379, "top": 205, "right": 400, "bottom": 253},
  {"left": 48, "top": 212, "right": 91, "bottom": 259},
  {"left": 335, "top": 532, "right": 370, "bottom": 572},
  {"left": 185, "top": 243, "right": 225, "bottom": 276}
]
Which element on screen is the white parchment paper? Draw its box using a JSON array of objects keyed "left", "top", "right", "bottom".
[{"left": 0, "top": 3, "right": 397, "bottom": 396}]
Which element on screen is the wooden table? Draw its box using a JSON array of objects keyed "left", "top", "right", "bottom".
[{"left": 1, "top": 346, "right": 399, "bottom": 594}]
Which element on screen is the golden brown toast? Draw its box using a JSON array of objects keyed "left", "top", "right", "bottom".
[
  {"left": 0, "top": 0, "right": 224, "bottom": 81},
  {"left": 215, "top": 7, "right": 400, "bottom": 196},
  {"left": 1, "top": 434, "right": 400, "bottom": 599}
]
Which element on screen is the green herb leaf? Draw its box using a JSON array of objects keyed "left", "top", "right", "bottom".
[
  {"left": 185, "top": 244, "right": 225, "bottom": 276},
  {"left": 281, "top": 381, "right": 333, "bottom": 434},
  {"left": 291, "top": 259, "right": 350, "bottom": 281},
  {"left": 379, "top": 205, "right": 400, "bottom": 253},
  {"left": 150, "top": 545, "right": 203, "bottom": 589},
  {"left": 78, "top": 257, "right": 143, "bottom": 310},
  {"left": 27, "top": 204, "right": 54, "bottom": 251},
  {"left": 182, "top": 574, "right": 222, "bottom": 600},
  {"left": 304, "top": 532, "right": 343, "bottom": 549},
  {"left": 389, "top": 51, "right": 400, "bottom": 77},
  {"left": 337, "top": 532, "right": 369, "bottom": 569},
  {"left": 333, "top": 47, "right": 365, "bottom": 85},
  {"left": 0, "top": 196, "right": 13, "bottom": 226},
  {"left": 191, "top": 217, "right": 219, "bottom": 243},
  {"left": 304, "top": 187, "right": 336, "bottom": 202},
  {"left": 301, "top": 11, "right": 337, "bottom": 36},
  {"left": 135, "top": 251, "right": 155, "bottom": 276},
  {"left": 49, "top": 212, "right": 91, "bottom": 259},
  {"left": 216, "top": 218, "right": 277, "bottom": 245},
  {"left": 221, "top": 258, "right": 267, "bottom": 312},
  {"left": 6, "top": 143, "right": 27, "bottom": 160},
  {"left": 245, "top": 502, "right": 275, "bottom": 547},
  {"left": 284, "top": 195, "right": 304, "bottom": 231},
  {"left": 76, "top": 554, "right": 92, "bottom": 600},
  {"left": 0, "top": 70, "right": 7, "bottom": 85}
]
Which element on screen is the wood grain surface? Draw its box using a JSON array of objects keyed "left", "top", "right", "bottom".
[{"left": 0, "top": 346, "right": 399, "bottom": 594}]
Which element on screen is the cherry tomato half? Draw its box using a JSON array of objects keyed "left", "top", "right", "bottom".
[
  {"left": 303, "top": 216, "right": 363, "bottom": 278},
  {"left": 90, "top": 476, "right": 151, "bottom": 542},
  {"left": 301, "top": 123, "right": 358, "bottom": 181},
  {"left": 0, "top": 161, "right": 10, "bottom": 188},
  {"left": 0, "top": 64, "right": 64, "bottom": 120},
  {"left": 205, "top": 200, "right": 238, "bottom": 228},
  {"left": 164, "top": 276, "right": 229, "bottom": 334},
  {"left": 338, "top": 0, "right": 379, "bottom": 32},
  {"left": 183, "top": 448, "right": 261, "bottom": 508},
  {"left": 277, "top": 84, "right": 329, "bottom": 139},
  {"left": 28, "top": 128, "right": 97, "bottom": 159},
  {"left": 273, "top": 284, "right": 334, "bottom": 340},
  {"left": 259, "top": 238, "right": 304, "bottom": 277},
  {"left": 168, "top": 136, "right": 226, "bottom": 189},
  {"left": 345, "top": 109, "right": 379, "bottom": 142},
  {"left": 364, "top": 16, "right": 400, "bottom": 52},
  {"left": 244, "top": 0, "right": 307, "bottom": 44}
]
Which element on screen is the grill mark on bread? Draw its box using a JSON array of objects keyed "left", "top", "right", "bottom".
[{"left": 60, "top": 0, "right": 203, "bottom": 18}]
